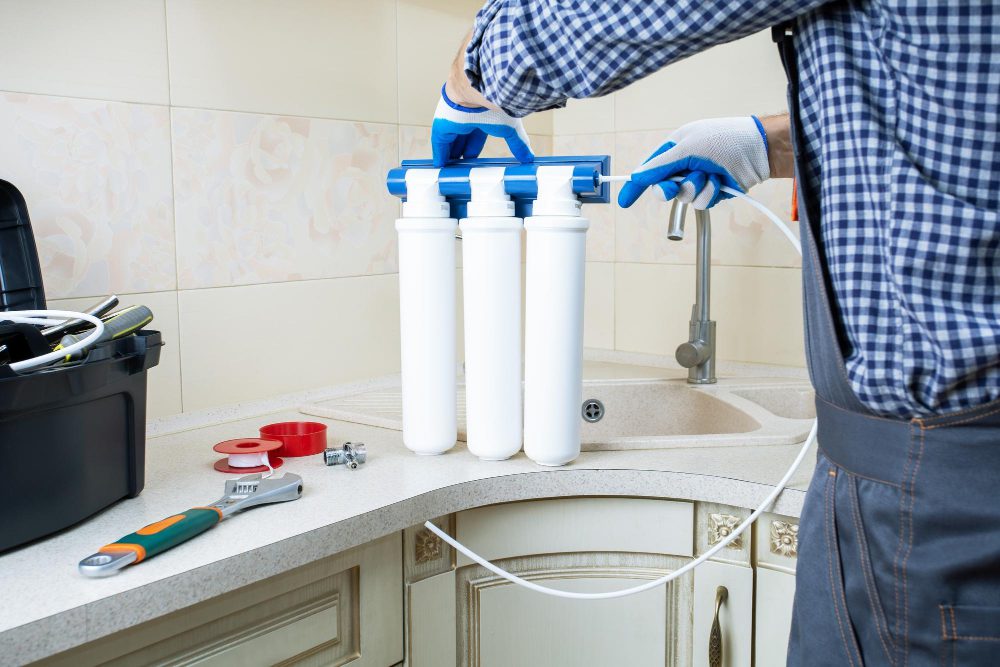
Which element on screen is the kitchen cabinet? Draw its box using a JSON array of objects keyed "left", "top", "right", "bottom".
[
  {"left": 406, "top": 498, "right": 697, "bottom": 667},
  {"left": 30, "top": 503, "right": 800, "bottom": 667},
  {"left": 404, "top": 500, "right": 800, "bottom": 667},
  {"left": 35, "top": 533, "right": 403, "bottom": 667}
]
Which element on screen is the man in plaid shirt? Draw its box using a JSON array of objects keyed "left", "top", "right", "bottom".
[{"left": 432, "top": 1, "right": 1000, "bottom": 664}]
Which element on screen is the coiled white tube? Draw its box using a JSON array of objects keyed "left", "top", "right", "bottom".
[
  {"left": 423, "top": 177, "right": 815, "bottom": 600},
  {"left": 3, "top": 310, "right": 106, "bottom": 372}
]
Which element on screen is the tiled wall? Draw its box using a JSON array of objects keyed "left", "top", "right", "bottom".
[
  {"left": 559, "top": 30, "right": 807, "bottom": 369},
  {"left": 0, "top": 0, "right": 550, "bottom": 417}
]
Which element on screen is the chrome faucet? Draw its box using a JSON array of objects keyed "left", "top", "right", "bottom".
[{"left": 668, "top": 200, "right": 717, "bottom": 384}]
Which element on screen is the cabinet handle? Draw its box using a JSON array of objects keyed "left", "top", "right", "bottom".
[{"left": 709, "top": 585, "right": 729, "bottom": 667}]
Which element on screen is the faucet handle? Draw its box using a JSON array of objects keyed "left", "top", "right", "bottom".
[{"left": 676, "top": 340, "right": 711, "bottom": 368}]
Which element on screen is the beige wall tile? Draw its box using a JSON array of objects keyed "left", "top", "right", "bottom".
[
  {"left": 614, "top": 263, "right": 693, "bottom": 356},
  {"left": 522, "top": 111, "right": 553, "bottom": 137},
  {"left": 166, "top": 0, "right": 397, "bottom": 123},
  {"left": 714, "top": 266, "right": 805, "bottom": 367},
  {"left": 525, "top": 133, "right": 553, "bottom": 158},
  {"left": 49, "top": 291, "right": 183, "bottom": 418},
  {"left": 552, "top": 96, "right": 615, "bottom": 135},
  {"left": 178, "top": 275, "right": 400, "bottom": 411},
  {"left": 584, "top": 262, "right": 614, "bottom": 349},
  {"left": 0, "top": 93, "right": 176, "bottom": 299},
  {"left": 397, "top": 0, "right": 486, "bottom": 126},
  {"left": 615, "top": 262, "right": 805, "bottom": 367},
  {"left": 614, "top": 130, "right": 695, "bottom": 266},
  {"left": 172, "top": 108, "right": 398, "bottom": 289},
  {"left": 710, "top": 178, "right": 800, "bottom": 269},
  {"left": 553, "top": 133, "right": 615, "bottom": 262},
  {"left": 0, "top": 0, "right": 169, "bottom": 104},
  {"left": 614, "top": 31, "right": 788, "bottom": 132}
]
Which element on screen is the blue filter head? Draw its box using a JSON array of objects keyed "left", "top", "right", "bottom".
[{"left": 386, "top": 155, "right": 611, "bottom": 218}]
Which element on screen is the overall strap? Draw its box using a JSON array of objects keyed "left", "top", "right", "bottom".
[{"left": 773, "top": 24, "right": 872, "bottom": 415}]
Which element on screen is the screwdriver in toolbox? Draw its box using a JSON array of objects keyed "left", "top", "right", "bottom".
[
  {"left": 56, "top": 304, "right": 154, "bottom": 361},
  {"left": 40, "top": 295, "right": 120, "bottom": 341},
  {"left": 0, "top": 295, "right": 120, "bottom": 365}
]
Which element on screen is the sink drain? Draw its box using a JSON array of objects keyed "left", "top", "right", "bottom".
[{"left": 581, "top": 399, "right": 605, "bottom": 423}]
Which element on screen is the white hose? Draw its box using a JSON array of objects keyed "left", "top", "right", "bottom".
[
  {"left": 3, "top": 310, "right": 106, "bottom": 372},
  {"left": 423, "top": 175, "right": 816, "bottom": 600}
]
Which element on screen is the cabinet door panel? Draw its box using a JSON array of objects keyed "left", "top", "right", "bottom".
[
  {"left": 476, "top": 576, "right": 667, "bottom": 667},
  {"left": 692, "top": 560, "right": 753, "bottom": 667},
  {"left": 456, "top": 552, "right": 692, "bottom": 667},
  {"left": 408, "top": 571, "right": 457, "bottom": 667},
  {"left": 455, "top": 498, "right": 694, "bottom": 565},
  {"left": 754, "top": 567, "right": 796, "bottom": 666}
]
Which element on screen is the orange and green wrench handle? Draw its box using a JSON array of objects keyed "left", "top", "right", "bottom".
[{"left": 99, "top": 507, "right": 222, "bottom": 564}]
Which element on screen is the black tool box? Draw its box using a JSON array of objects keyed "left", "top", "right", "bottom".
[{"left": 0, "top": 179, "right": 162, "bottom": 552}]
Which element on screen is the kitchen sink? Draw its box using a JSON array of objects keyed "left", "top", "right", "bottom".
[
  {"left": 300, "top": 376, "right": 815, "bottom": 451},
  {"left": 730, "top": 386, "right": 816, "bottom": 420},
  {"left": 579, "top": 380, "right": 758, "bottom": 443}
]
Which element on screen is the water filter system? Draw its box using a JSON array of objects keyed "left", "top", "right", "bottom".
[
  {"left": 389, "top": 156, "right": 609, "bottom": 463},
  {"left": 387, "top": 156, "right": 817, "bottom": 599}
]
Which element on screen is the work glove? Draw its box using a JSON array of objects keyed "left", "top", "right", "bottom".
[
  {"left": 431, "top": 84, "right": 534, "bottom": 167},
  {"left": 618, "top": 116, "right": 770, "bottom": 210}
]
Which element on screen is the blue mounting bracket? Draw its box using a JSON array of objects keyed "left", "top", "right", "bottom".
[{"left": 386, "top": 155, "right": 611, "bottom": 218}]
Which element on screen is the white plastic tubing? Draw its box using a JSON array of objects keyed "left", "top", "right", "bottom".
[
  {"left": 3, "top": 310, "right": 105, "bottom": 373},
  {"left": 423, "top": 174, "right": 818, "bottom": 600}
]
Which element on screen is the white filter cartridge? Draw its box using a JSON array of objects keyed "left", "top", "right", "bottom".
[
  {"left": 461, "top": 168, "right": 523, "bottom": 461},
  {"left": 396, "top": 169, "right": 457, "bottom": 455},
  {"left": 523, "top": 167, "right": 589, "bottom": 466}
]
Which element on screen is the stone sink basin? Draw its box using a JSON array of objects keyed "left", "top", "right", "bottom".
[
  {"left": 300, "top": 377, "right": 815, "bottom": 451},
  {"left": 578, "top": 378, "right": 814, "bottom": 450}
]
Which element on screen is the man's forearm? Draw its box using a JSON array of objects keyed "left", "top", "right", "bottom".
[
  {"left": 762, "top": 113, "right": 794, "bottom": 179},
  {"left": 445, "top": 32, "right": 495, "bottom": 110}
]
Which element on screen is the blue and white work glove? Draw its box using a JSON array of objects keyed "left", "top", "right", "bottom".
[
  {"left": 618, "top": 116, "right": 770, "bottom": 210},
  {"left": 431, "top": 84, "right": 534, "bottom": 167}
]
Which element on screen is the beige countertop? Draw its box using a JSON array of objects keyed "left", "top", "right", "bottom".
[{"left": 1, "top": 360, "right": 815, "bottom": 665}]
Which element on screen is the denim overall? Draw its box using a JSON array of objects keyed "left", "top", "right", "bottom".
[{"left": 775, "top": 27, "right": 1000, "bottom": 667}]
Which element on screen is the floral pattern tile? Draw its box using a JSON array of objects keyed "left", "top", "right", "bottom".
[
  {"left": 172, "top": 109, "right": 399, "bottom": 289},
  {"left": 553, "top": 133, "right": 615, "bottom": 262},
  {"left": 0, "top": 92, "right": 175, "bottom": 298},
  {"left": 614, "top": 130, "right": 800, "bottom": 268}
]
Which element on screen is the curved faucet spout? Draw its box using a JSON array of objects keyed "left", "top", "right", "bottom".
[
  {"left": 671, "top": 206, "right": 717, "bottom": 384},
  {"left": 668, "top": 199, "right": 687, "bottom": 241}
]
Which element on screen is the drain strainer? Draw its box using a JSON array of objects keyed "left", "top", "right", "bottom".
[{"left": 581, "top": 399, "right": 605, "bottom": 423}]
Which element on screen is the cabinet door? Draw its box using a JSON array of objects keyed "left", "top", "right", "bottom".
[
  {"left": 754, "top": 568, "right": 796, "bottom": 666},
  {"left": 420, "top": 498, "right": 696, "bottom": 667},
  {"left": 466, "top": 560, "right": 681, "bottom": 667},
  {"left": 408, "top": 570, "right": 457, "bottom": 667},
  {"left": 692, "top": 560, "right": 753, "bottom": 667}
]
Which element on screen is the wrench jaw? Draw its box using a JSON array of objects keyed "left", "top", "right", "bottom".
[{"left": 210, "top": 473, "right": 304, "bottom": 518}]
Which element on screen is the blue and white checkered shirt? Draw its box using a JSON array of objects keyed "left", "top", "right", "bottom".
[{"left": 465, "top": 0, "right": 1000, "bottom": 418}]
